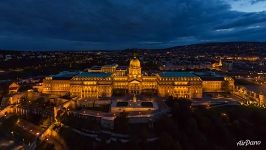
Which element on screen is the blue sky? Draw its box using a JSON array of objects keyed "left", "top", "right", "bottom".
[{"left": 0, "top": 0, "right": 266, "bottom": 50}]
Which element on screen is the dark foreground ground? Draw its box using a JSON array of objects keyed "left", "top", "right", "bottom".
[
  {"left": 41, "top": 103, "right": 266, "bottom": 150},
  {"left": 1, "top": 102, "right": 266, "bottom": 150}
]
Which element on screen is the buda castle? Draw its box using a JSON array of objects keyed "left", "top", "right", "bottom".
[{"left": 40, "top": 57, "right": 234, "bottom": 99}]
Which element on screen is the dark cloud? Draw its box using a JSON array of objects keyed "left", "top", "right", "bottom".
[
  {"left": 230, "top": 0, "right": 266, "bottom": 4},
  {"left": 250, "top": 0, "right": 266, "bottom": 4},
  {"left": 0, "top": 0, "right": 266, "bottom": 50}
]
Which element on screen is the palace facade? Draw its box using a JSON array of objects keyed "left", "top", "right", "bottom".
[{"left": 40, "top": 57, "right": 234, "bottom": 99}]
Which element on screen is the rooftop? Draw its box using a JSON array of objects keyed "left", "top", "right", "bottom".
[
  {"left": 194, "top": 71, "right": 223, "bottom": 77},
  {"left": 159, "top": 71, "right": 197, "bottom": 77},
  {"left": 51, "top": 71, "right": 80, "bottom": 80},
  {"left": 76, "top": 72, "right": 112, "bottom": 78},
  {"left": 194, "top": 71, "right": 224, "bottom": 81},
  {"left": 89, "top": 66, "right": 102, "bottom": 70},
  {"left": 102, "top": 64, "right": 118, "bottom": 68}
]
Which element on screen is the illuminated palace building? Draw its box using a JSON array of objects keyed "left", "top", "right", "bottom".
[{"left": 41, "top": 57, "right": 234, "bottom": 99}]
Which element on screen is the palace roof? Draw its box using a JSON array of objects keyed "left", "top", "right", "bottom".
[
  {"left": 194, "top": 71, "right": 224, "bottom": 81},
  {"left": 159, "top": 71, "right": 197, "bottom": 77},
  {"left": 52, "top": 71, "right": 80, "bottom": 80},
  {"left": 76, "top": 72, "right": 112, "bottom": 78},
  {"left": 102, "top": 64, "right": 118, "bottom": 68},
  {"left": 89, "top": 66, "right": 102, "bottom": 70}
]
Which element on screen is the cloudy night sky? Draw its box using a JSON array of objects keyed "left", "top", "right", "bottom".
[{"left": 1, "top": 0, "right": 266, "bottom": 50}]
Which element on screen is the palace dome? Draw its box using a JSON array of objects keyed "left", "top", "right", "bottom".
[{"left": 130, "top": 57, "right": 141, "bottom": 68}]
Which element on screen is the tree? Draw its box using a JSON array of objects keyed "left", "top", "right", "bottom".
[
  {"left": 159, "top": 132, "right": 182, "bottom": 150},
  {"left": 114, "top": 112, "right": 129, "bottom": 133}
]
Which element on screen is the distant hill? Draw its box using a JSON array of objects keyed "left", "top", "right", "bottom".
[
  {"left": 1, "top": 42, "right": 266, "bottom": 55},
  {"left": 120, "top": 42, "right": 266, "bottom": 55},
  {"left": 164, "top": 42, "right": 266, "bottom": 55}
]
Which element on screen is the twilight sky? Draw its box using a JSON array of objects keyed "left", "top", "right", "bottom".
[{"left": 1, "top": 0, "right": 266, "bottom": 50}]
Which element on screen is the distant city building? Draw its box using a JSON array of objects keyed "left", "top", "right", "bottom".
[
  {"left": 222, "top": 61, "right": 234, "bottom": 72},
  {"left": 40, "top": 57, "right": 234, "bottom": 99},
  {"left": 212, "top": 57, "right": 223, "bottom": 70},
  {"left": 9, "top": 82, "right": 20, "bottom": 94},
  {"left": 160, "top": 63, "right": 212, "bottom": 70},
  {"left": 234, "top": 85, "right": 265, "bottom": 105}
]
